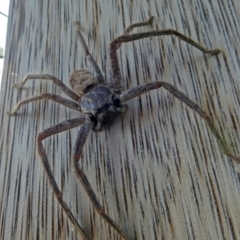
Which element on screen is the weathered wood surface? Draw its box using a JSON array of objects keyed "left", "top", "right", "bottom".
[{"left": 1, "top": 0, "right": 240, "bottom": 239}]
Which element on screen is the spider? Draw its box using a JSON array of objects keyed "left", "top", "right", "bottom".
[{"left": 8, "top": 16, "right": 240, "bottom": 240}]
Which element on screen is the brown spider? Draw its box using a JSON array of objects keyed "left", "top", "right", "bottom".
[{"left": 8, "top": 16, "right": 240, "bottom": 240}]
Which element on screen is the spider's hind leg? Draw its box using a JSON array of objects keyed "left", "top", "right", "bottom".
[
  {"left": 11, "top": 74, "right": 80, "bottom": 102},
  {"left": 116, "top": 16, "right": 154, "bottom": 49},
  {"left": 110, "top": 16, "right": 220, "bottom": 93},
  {"left": 74, "top": 22, "right": 104, "bottom": 83},
  {"left": 109, "top": 16, "right": 154, "bottom": 92},
  {"left": 8, "top": 93, "right": 80, "bottom": 115}
]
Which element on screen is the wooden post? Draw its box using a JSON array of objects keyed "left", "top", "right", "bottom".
[{"left": 1, "top": 0, "right": 240, "bottom": 239}]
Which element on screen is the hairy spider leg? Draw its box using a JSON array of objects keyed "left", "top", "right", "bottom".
[
  {"left": 7, "top": 93, "right": 80, "bottom": 115},
  {"left": 12, "top": 74, "right": 80, "bottom": 101},
  {"left": 120, "top": 82, "right": 240, "bottom": 164},
  {"left": 8, "top": 17, "right": 228, "bottom": 240},
  {"left": 115, "top": 16, "right": 154, "bottom": 51},
  {"left": 73, "top": 117, "right": 129, "bottom": 240},
  {"left": 37, "top": 117, "right": 87, "bottom": 239},
  {"left": 7, "top": 74, "right": 82, "bottom": 115},
  {"left": 74, "top": 22, "right": 105, "bottom": 83},
  {"left": 109, "top": 16, "right": 153, "bottom": 92},
  {"left": 110, "top": 19, "right": 220, "bottom": 92}
]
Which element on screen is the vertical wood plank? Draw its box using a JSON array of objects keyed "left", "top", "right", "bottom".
[{"left": 1, "top": 0, "right": 240, "bottom": 239}]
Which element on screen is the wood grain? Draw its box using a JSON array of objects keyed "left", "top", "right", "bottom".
[{"left": 1, "top": 0, "right": 240, "bottom": 239}]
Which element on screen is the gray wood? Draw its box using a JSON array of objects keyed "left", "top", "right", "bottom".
[{"left": 1, "top": 0, "right": 240, "bottom": 239}]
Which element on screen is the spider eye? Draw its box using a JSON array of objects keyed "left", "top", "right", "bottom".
[{"left": 69, "top": 69, "right": 98, "bottom": 96}]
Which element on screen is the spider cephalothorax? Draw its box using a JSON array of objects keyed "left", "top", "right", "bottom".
[
  {"left": 8, "top": 16, "right": 240, "bottom": 240},
  {"left": 80, "top": 79, "right": 128, "bottom": 131},
  {"left": 70, "top": 69, "right": 128, "bottom": 131}
]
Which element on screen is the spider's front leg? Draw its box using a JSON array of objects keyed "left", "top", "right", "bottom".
[
  {"left": 37, "top": 117, "right": 87, "bottom": 239},
  {"left": 72, "top": 118, "right": 129, "bottom": 240},
  {"left": 110, "top": 16, "right": 220, "bottom": 92},
  {"left": 120, "top": 82, "right": 240, "bottom": 164}
]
